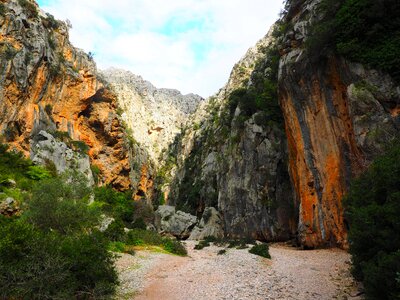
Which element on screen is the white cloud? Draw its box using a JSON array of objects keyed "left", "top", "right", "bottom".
[{"left": 38, "top": 0, "right": 283, "bottom": 97}]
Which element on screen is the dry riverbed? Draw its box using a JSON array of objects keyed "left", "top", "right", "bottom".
[{"left": 116, "top": 241, "right": 362, "bottom": 300}]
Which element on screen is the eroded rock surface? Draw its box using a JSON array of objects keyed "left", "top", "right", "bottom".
[
  {"left": 278, "top": 0, "right": 400, "bottom": 248},
  {"left": 101, "top": 68, "right": 203, "bottom": 165}
]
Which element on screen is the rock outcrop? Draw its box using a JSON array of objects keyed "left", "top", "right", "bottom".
[
  {"left": 278, "top": 0, "right": 400, "bottom": 248},
  {"left": 31, "top": 130, "right": 94, "bottom": 183},
  {"left": 189, "top": 207, "right": 224, "bottom": 240},
  {"left": 155, "top": 205, "right": 197, "bottom": 239}
]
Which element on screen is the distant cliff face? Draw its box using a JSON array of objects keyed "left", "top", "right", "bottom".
[
  {"left": 278, "top": 0, "right": 400, "bottom": 248},
  {"left": 0, "top": 0, "right": 130, "bottom": 189},
  {"left": 101, "top": 68, "right": 203, "bottom": 165},
  {"left": 158, "top": 30, "right": 297, "bottom": 242}
]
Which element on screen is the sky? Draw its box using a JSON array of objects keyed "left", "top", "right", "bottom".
[{"left": 37, "top": 0, "right": 284, "bottom": 97}]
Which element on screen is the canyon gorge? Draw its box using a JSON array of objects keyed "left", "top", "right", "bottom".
[{"left": 1, "top": 0, "right": 399, "bottom": 250}]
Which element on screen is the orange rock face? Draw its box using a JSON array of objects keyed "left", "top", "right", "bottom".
[
  {"left": 134, "top": 164, "right": 154, "bottom": 200},
  {"left": 280, "top": 58, "right": 365, "bottom": 248},
  {"left": 0, "top": 0, "right": 131, "bottom": 190}
]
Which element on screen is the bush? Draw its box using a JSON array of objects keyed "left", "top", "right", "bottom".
[
  {"left": 0, "top": 219, "right": 118, "bottom": 299},
  {"left": 108, "top": 241, "right": 127, "bottom": 253},
  {"left": 217, "top": 249, "right": 226, "bottom": 255},
  {"left": 91, "top": 165, "right": 101, "bottom": 185},
  {"left": 0, "top": 143, "right": 53, "bottom": 192},
  {"left": 126, "top": 229, "right": 163, "bottom": 246},
  {"left": 194, "top": 240, "right": 210, "bottom": 250},
  {"left": 71, "top": 140, "right": 90, "bottom": 154},
  {"left": 18, "top": 0, "right": 38, "bottom": 18},
  {"left": 25, "top": 165, "right": 52, "bottom": 180},
  {"left": 44, "top": 103, "right": 53, "bottom": 115},
  {"left": 104, "top": 219, "right": 126, "bottom": 242},
  {"left": 0, "top": 3, "right": 6, "bottom": 16},
  {"left": 344, "top": 142, "right": 400, "bottom": 300},
  {"left": 162, "top": 239, "right": 187, "bottom": 256},
  {"left": 44, "top": 13, "right": 59, "bottom": 29},
  {"left": 126, "top": 229, "right": 187, "bottom": 256},
  {"left": 249, "top": 244, "right": 271, "bottom": 258},
  {"left": 60, "top": 231, "right": 118, "bottom": 298},
  {"left": 94, "top": 186, "right": 134, "bottom": 225},
  {"left": 25, "top": 173, "right": 98, "bottom": 234},
  {"left": 0, "top": 219, "right": 73, "bottom": 299}
]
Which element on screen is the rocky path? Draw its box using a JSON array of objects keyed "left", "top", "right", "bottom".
[{"left": 116, "top": 241, "right": 362, "bottom": 300}]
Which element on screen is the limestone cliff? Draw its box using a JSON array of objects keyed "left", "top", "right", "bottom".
[
  {"left": 101, "top": 68, "right": 203, "bottom": 165},
  {"left": 158, "top": 30, "right": 297, "bottom": 242},
  {"left": 278, "top": 0, "right": 400, "bottom": 248},
  {"left": 0, "top": 0, "right": 131, "bottom": 189}
]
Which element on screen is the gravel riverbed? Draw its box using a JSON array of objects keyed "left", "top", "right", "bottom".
[{"left": 116, "top": 241, "right": 362, "bottom": 300}]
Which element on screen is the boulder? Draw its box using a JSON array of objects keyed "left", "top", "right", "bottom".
[
  {"left": 189, "top": 207, "right": 224, "bottom": 240},
  {"left": 155, "top": 205, "right": 197, "bottom": 239},
  {"left": 0, "top": 197, "right": 19, "bottom": 216},
  {"left": 99, "top": 216, "right": 115, "bottom": 232}
]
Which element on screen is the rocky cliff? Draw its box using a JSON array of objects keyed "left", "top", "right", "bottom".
[
  {"left": 0, "top": 0, "right": 131, "bottom": 189},
  {"left": 157, "top": 29, "right": 297, "bottom": 242},
  {"left": 278, "top": 0, "right": 399, "bottom": 248},
  {"left": 156, "top": 0, "right": 399, "bottom": 247},
  {"left": 100, "top": 68, "right": 203, "bottom": 165}
]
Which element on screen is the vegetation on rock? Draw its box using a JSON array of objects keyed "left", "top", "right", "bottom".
[{"left": 307, "top": 0, "right": 400, "bottom": 81}]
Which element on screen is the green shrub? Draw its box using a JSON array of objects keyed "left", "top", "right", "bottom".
[
  {"left": 91, "top": 165, "right": 101, "bottom": 185},
  {"left": 25, "top": 165, "right": 52, "bottom": 180},
  {"left": 44, "top": 13, "right": 59, "bottom": 29},
  {"left": 194, "top": 240, "right": 210, "bottom": 250},
  {"left": 0, "top": 3, "right": 6, "bottom": 16},
  {"left": 0, "top": 219, "right": 73, "bottom": 299},
  {"left": 104, "top": 219, "right": 126, "bottom": 242},
  {"left": 108, "top": 241, "right": 126, "bottom": 253},
  {"left": 126, "top": 229, "right": 187, "bottom": 256},
  {"left": 71, "top": 140, "right": 90, "bottom": 154},
  {"left": 52, "top": 130, "right": 70, "bottom": 141},
  {"left": 217, "top": 249, "right": 226, "bottom": 255},
  {"left": 0, "top": 143, "right": 48, "bottom": 192},
  {"left": 94, "top": 186, "right": 134, "bottom": 225},
  {"left": 162, "top": 239, "right": 187, "bottom": 256},
  {"left": 44, "top": 103, "right": 53, "bottom": 115},
  {"left": 60, "top": 231, "right": 118, "bottom": 298},
  {"left": 18, "top": 0, "right": 38, "bottom": 18},
  {"left": 249, "top": 244, "right": 271, "bottom": 258},
  {"left": 0, "top": 219, "right": 118, "bottom": 299},
  {"left": 131, "top": 217, "right": 147, "bottom": 229},
  {"left": 132, "top": 200, "right": 155, "bottom": 225},
  {"left": 25, "top": 173, "right": 98, "bottom": 234},
  {"left": 344, "top": 142, "right": 400, "bottom": 300},
  {"left": 126, "top": 229, "right": 163, "bottom": 246}
]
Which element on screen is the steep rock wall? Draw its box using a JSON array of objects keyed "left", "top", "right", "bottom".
[
  {"left": 159, "top": 31, "right": 297, "bottom": 241},
  {"left": 0, "top": 0, "right": 131, "bottom": 189},
  {"left": 278, "top": 0, "right": 400, "bottom": 248},
  {"left": 101, "top": 68, "right": 203, "bottom": 165}
]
